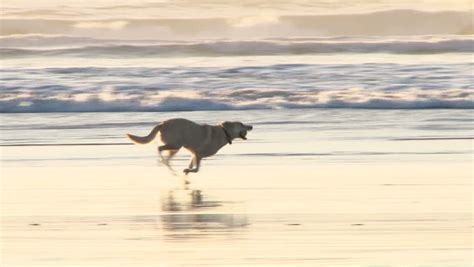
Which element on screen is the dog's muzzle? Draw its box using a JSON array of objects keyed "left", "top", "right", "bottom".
[{"left": 240, "top": 125, "right": 253, "bottom": 140}]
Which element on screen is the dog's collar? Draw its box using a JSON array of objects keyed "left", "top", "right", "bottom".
[{"left": 220, "top": 126, "right": 232, "bottom": 145}]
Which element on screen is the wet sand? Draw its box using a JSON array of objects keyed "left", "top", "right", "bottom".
[
  {"left": 1, "top": 110, "right": 473, "bottom": 266},
  {"left": 1, "top": 162, "right": 472, "bottom": 266}
]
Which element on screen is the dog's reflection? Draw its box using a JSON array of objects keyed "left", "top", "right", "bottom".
[{"left": 159, "top": 189, "right": 248, "bottom": 232}]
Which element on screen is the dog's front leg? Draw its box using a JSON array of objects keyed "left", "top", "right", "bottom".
[
  {"left": 183, "top": 157, "right": 194, "bottom": 174},
  {"left": 183, "top": 155, "right": 201, "bottom": 174}
]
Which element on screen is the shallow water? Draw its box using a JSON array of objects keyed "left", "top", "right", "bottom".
[{"left": 1, "top": 109, "right": 472, "bottom": 160}]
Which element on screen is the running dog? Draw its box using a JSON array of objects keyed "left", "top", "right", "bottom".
[{"left": 127, "top": 118, "right": 253, "bottom": 174}]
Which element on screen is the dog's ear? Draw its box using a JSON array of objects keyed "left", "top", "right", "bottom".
[{"left": 220, "top": 121, "right": 233, "bottom": 144}]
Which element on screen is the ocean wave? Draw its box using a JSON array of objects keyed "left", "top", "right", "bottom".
[
  {"left": 1, "top": 38, "right": 473, "bottom": 57},
  {"left": 1, "top": 60, "right": 471, "bottom": 112},
  {"left": 1, "top": 10, "right": 472, "bottom": 39},
  {"left": 0, "top": 34, "right": 186, "bottom": 48},
  {"left": 1, "top": 88, "right": 472, "bottom": 113}
]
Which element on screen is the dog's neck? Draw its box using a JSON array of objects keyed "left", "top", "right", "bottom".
[{"left": 220, "top": 126, "right": 233, "bottom": 145}]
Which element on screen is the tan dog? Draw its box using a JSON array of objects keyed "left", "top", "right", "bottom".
[{"left": 127, "top": 118, "right": 253, "bottom": 174}]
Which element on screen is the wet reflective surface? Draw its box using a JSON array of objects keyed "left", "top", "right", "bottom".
[
  {"left": 159, "top": 189, "right": 249, "bottom": 235},
  {"left": 1, "top": 110, "right": 472, "bottom": 266}
]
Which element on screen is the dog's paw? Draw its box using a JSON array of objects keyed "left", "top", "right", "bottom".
[{"left": 183, "top": 168, "right": 190, "bottom": 175}]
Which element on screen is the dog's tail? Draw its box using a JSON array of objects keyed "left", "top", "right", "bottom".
[{"left": 127, "top": 124, "right": 162, "bottom": 144}]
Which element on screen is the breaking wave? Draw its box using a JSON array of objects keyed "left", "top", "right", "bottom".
[
  {"left": 1, "top": 61, "right": 472, "bottom": 112},
  {"left": 1, "top": 88, "right": 472, "bottom": 113},
  {"left": 1, "top": 37, "right": 473, "bottom": 57}
]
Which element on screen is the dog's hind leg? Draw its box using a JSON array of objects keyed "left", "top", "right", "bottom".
[
  {"left": 158, "top": 144, "right": 179, "bottom": 161},
  {"left": 158, "top": 144, "right": 181, "bottom": 174},
  {"left": 163, "top": 149, "right": 180, "bottom": 174},
  {"left": 164, "top": 149, "right": 179, "bottom": 165}
]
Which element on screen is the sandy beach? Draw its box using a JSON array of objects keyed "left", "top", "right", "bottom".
[
  {"left": 1, "top": 1, "right": 473, "bottom": 265},
  {"left": 1, "top": 110, "right": 472, "bottom": 266}
]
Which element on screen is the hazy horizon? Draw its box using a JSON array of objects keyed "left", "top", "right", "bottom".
[
  {"left": 1, "top": 0, "right": 473, "bottom": 40},
  {"left": 2, "top": 0, "right": 472, "bottom": 18}
]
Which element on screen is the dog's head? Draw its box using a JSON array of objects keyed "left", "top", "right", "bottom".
[{"left": 221, "top": 121, "right": 253, "bottom": 141}]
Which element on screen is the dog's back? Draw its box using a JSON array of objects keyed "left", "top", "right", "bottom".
[{"left": 160, "top": 118, "right": 211, "bottom": 149}]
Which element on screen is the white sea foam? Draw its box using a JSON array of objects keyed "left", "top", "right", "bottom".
[
  {"left": 1, "top": 61, "right": 472, "bottom": 112},
  {"left": 1, "top": 95, "right": 472, "bottom": 113},
  {"left": 1, "top": 87, "right": 472, "bottom": 112}
]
